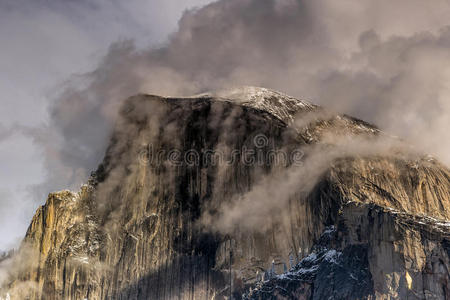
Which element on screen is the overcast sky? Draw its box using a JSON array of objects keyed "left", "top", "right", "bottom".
[{"left": 1, "top": 0, "right": 450, "bottom": 251}]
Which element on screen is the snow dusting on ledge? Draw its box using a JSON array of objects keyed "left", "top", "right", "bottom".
[{"left": 196, "top": 86, "right": 316, "bottom": 123}]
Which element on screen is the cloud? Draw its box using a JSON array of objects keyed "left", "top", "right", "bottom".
[
  {"left": 200, "top": 129, "right": 414, "bottom": 234},
  {"left": 0, "top": 125, "right": 15, "bottom": 143},
  {"left": 0, "top": 242, "right": 40, "bottom": 297}
]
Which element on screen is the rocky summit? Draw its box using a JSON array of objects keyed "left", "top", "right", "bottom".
[{"left": 1, "top": 87, "right": 449, "bottom": 299}]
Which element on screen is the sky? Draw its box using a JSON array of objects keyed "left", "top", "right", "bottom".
[{"left": 1, "top": 0, "right": 450, "bottom": 251}]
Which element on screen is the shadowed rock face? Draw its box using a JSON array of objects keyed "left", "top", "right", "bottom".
[{"left": 1, "top": 87, "right": 449, "bottom": 299}]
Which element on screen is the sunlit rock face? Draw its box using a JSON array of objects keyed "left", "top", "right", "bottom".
[{"left": 1, "top": 87, "right": 449, "bottom": 299}]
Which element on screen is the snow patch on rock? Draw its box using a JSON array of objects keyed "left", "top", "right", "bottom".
[{"left": 197, "top": 86, "right": 316, "bottom": 123}]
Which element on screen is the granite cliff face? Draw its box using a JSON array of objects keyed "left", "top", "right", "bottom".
[{"left": 1, "top": 87, "right": 449, "bottom": 299}]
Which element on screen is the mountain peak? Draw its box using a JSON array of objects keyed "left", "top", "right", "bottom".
[{"left": 195, "top": 86, "right": 316, "bottom": 123}]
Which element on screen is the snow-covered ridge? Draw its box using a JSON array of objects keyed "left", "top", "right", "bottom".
[
  {"left": 195, "top": 86, "right": 317, "bottom": 123},
  {"left": 383, "top": 206, "right": 450, "bottom": 235}
]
